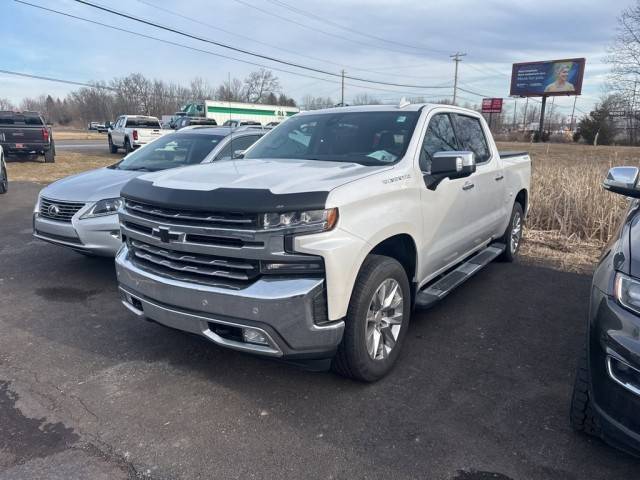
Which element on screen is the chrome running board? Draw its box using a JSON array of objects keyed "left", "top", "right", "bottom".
[{"left": 414, "top": 243, "right": 505, "bottom": 309}]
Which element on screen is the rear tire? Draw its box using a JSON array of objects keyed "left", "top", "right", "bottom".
[
  {"left": 570, "top": 346, "right": 601, "bottom": 436},
  {"left": 109, "top": 136, "right": 118, "bottom": 154},
  {"left": 124, "top": 138, "right": 132, "bottom": 153},
  {"left": 498, "top": 202, "right": 523, "bottom": 262},
  {"left": 0, "top": 162, "right": 7, "bottom": 194},
  {"left": 332, "top": 255, "right": 410, "bottom": 382},
  {"left": 44, "top": 142, "right": 55, "bottom": 163}
]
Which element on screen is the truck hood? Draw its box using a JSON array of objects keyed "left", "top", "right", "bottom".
[
  {"left": 39, "top": 167, "right": 142, "bottom": 202},
  {"left": 137, "top": 158, "right": 390, "bottom": 193},
  {"left": 121, "top": 158, "right": 391, "bottom": 213}
]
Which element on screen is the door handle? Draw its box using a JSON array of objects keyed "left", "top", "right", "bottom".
[
  {"left": 462, "top": 182, "right": 475, "bottom": 191},
  {"left": 495, "top": 174, "right": 504, "bottom": 181}
]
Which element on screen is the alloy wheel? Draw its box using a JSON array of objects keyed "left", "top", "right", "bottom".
[{"left": 365, "top": 278, "right": 404, "bottom": 360}]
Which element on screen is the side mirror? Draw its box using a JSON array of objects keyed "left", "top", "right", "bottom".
[
  {"left": 604, "top": 166, "right": 640, "bottom": 198},
  {"left": 232, "top": 149, "right": 246, "bottom": 159},
  {"left": 424, "top": 151, "right": 476, "bottom": 190}
]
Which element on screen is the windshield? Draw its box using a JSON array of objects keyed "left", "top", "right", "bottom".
[
  {"left": 126, "top": 117, "right": 161, "bottom": 128},
  {"left": 116, "top": 133, "right": 224, "bottom": 171},
  {"left": 244, "top": 111, "right": 420, "bottom": 166}
]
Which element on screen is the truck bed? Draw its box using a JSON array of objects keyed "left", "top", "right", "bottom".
[{"left": 499, "top": 151, "right": 528, "bottom": 159}]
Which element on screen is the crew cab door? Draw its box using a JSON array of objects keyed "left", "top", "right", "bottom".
[
  {"left": 112, "top": 117, "right": 124, "bottom": 146},
  {"left": 417, "top": 112, "right": 481, "bottom": 277},
  {"left": 451, "top": 114, "right": 505, "bottom": 241}
]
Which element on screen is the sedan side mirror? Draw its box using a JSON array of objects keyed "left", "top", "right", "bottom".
[
  {"left": 603, "top": 166, "right": 640, "bottom": 198},
  {"left": 232, "top": 149, "right": 246, "bottom": 159},
  {"left": 424, "top": 151, "right": 476, "bottom": 190}
]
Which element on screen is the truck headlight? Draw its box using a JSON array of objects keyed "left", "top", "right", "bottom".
[
  {"left": 260, "top": 208, "right": 338, "bottom": 233},
  {"left": 615, "top": 272, "right": 640, "bottom": 315},
  {"left": 81, "top": 197, "right": 124, "bottom": 219}
]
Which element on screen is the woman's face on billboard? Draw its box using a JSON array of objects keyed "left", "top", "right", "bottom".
[{"left": 558, "top": 67, "right": 569, "bottom": 82}]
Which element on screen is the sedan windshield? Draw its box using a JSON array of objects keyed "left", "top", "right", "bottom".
[
  {"left": 116, "top": 133, "right": 224, "bottom": 171},
  {"left": 244, "top": 111, "right": 420, "bottom": 166}
]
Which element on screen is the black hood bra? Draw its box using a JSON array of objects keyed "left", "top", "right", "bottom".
[{"left": 120, "top": 177, "right": 330, "bottom": 214}]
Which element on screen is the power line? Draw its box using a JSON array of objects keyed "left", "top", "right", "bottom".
[
  {"left": 231, "top": 0, "right": 434, "bottom": 58},
  {"left": 68, "top": 0, "right": 451, "bottom": 90},
  {"left": 14, "top": 1, "right": 451, "bottom": 97},
  {"left": 0, "top": 69, "right": 116, "bottom": 90},
  {"left": 133, "top": 0, "right": 425, "bottom": 79},
  {"left": 264, "top": 0, "right": 449, "bottom": 55}
]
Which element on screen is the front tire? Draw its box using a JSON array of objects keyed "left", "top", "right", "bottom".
[
  {"left": 498, "top": 202, "right": 523, "bottom": 262},
  {"left": 570, "top": 347, "right": 601, "bottom": 436},
  {"left": 332, "top": 255, "right": 410, "bottom": 382}
]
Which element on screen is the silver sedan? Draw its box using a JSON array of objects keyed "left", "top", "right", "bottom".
[{"left": 33, "top": 127, "right": 266, "bottom": 256}]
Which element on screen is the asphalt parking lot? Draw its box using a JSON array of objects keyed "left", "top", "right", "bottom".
[{"left": 1, "top": 182, "right": 639, "bottom": 480}]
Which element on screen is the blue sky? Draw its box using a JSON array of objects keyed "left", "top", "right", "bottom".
[{"left": 1, "top": 0, "right": 635, "bottom": 116}]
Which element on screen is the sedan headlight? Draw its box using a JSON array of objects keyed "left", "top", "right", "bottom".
[
  {"left": 259, "top": 208, "right": 338, "bottom": 233},
  {"left": 615, "top": 272, "right": 640, "bottom": 315},
  {"left": 80, "top": 197, "right": 124, "bottom": 219}
]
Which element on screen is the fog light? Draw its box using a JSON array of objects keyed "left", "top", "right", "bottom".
[{"left": 242, "top": 328, "right": 269, "bottom": 345}]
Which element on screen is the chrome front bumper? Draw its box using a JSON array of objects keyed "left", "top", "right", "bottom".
[
  {"left": 33, "top": 213, "right": 122, "bottom": 256},
  {"left": 115, "top": 246, "right": 344, "bottom": 358}
]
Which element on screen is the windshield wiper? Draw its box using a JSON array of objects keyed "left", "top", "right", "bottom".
[{"left": 121, "top": 166, "right": 153, "bottom": 172}]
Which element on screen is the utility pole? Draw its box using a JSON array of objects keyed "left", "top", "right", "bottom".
[
  {"left": 450, "top": 52, "right": 466, "bottom": 105},
  {"left": 570, "top": 95, "right": 577, "bottom": 132},
  {"left": 340, "top": 70, "right": 345, "bottom": 106},
  {"left": 512, "top": 99, "right": 517, "bottom": 131},
  {"left": 522, "top": 97, "right": 529, "bottom": 132},
  {"left": 631, "top": 78, "right": 638, "bottom": 145}
]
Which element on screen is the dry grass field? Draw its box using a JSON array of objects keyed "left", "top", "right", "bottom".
[
  {"left": 7, "top": 142, "right": 640, "bottom": 272},
  {"left": 53, "top": 129, "right": 106, "bottom": 141},
  {"left": 496, "top": 141, "right": 640, "bottom": 272},
  {"left": 6, "top": 151, "right": 115, "bottom": 183}
]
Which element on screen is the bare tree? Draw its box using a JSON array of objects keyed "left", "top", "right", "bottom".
[
  {"left": 216, "top": 77, "right": 245, "bottom": 102},
  {"left": 244, "top": 68, "right": 280, "bottom": 103},
  {"left": 0, "top": 98, "right": 15, "bottom": 110},
  {"left": 301, "top": 95, "right": 335, "bottom": 110},
  {"left": 189, "top": 77, "right": 216, "bottom": 102},
  {"left": 351, "top": 93, "right": 382, "bottom": 105}
]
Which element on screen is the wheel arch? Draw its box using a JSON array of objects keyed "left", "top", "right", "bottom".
[{"left": 515, "top": 188, "right": 528, "bottom": 216}]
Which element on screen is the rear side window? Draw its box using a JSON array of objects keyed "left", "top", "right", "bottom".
[
  {"left": 126, "top": 117, "right": 161, "bottom": 128},
  {"left": 215, "top": 134, "right": 263, "bottom": 161},
  {"left": 419, "top": 113, "right": 458, "bottom": 172},
  {"left": 452, "top": 114, "right": 490, "bottom": 163}
]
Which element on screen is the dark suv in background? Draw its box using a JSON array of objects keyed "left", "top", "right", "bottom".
[
  {"left": 0, "top": 111, "right": 55, "bottom": 162},
  {"left": 571, "top": 165, "right": 640, "bottom": 457}
]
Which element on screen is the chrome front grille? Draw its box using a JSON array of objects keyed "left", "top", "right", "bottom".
[
  {"left": 120, "top": 198, "right": 322, "bottom": 290},
  {"left": 39, "top": 198, "right": 85, "bottom": 222},
  {"left": 124, "top": 200, "right": 259, "bottom": 229},
  {"left": 127, "top": 239, "right": 260, "bottom": 288}
]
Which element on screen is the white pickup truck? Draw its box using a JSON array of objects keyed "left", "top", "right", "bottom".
[
  {"left": 115, "top": 104, "right": 531, "bottom": 381},
  {"left": 108, "top": 115, "right": 167, "bottom": 153}
]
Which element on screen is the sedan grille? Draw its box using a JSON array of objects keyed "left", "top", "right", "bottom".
[
  {"left": 128, "top": 239, "right": 260, "bottom": 288},
  {"left": 39, "top": 198, "right": 85, "bottom": 222}
]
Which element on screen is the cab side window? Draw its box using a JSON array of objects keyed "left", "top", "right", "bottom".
[
  {"left": 419, "top": 113, "right": 458, "bottom": 173},
  {"left": 452, "top": 114, "right": 491, "bottom": 164}
]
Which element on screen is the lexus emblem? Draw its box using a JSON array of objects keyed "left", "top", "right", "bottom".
[{"left": 47, "top": 204, "right": 60, "bottom": 216}]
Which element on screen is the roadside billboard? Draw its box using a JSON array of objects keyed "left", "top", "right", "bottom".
[
  {"left": 482, "top": 98, "right": 503, "bottom": 113},
  {"left": 510, "top": 58, "right": 585, "bottom": 97}
]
